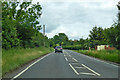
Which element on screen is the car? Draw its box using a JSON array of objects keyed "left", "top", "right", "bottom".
[{"left": 55, "top": 46, "right": 63, "bottom": 53}]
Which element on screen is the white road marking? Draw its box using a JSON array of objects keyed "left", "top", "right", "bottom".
[
  {"left": 64, "top": 55, "right": 66, "bottom": 57},
  {"left": 72, "top": 58, "right": 78, "bottom": 62},
  {"left": 11, "top": 53, "right": 52, "bottom": 80},
  {"left": 65, "top": 57, "right": 68, "bottom": 62},
  {"left": 76, "top": 52, "right": 118, "bottom": 68},
  {"left": 69, "top": 55, "right": 71, "bottom": 57},
  {"left": 79, "top": 72, "right": 96, "bottom": 76},
  {"left": 81, "top": 64, "right": 101, "bottom": 76},
  {"left": 69, "top": 63, "right": 79, "bottom": 75},
  {"left": 93, "top": 58, "right": 119, "bottom": 68},
  {"left": 74, "top": 67, "right": 85, "bottom": 69}
]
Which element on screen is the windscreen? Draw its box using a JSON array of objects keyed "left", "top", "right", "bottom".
[{"left": 56, "top": 46, "right": 62, "bottom": 48}]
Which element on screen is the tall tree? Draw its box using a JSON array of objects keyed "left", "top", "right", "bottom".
[
  {"left": 58, "top": 33, "right": 68, "bottom": 45},
  {"left": 89, "top": 26, "right": 107, "bottom": 48},
  {"left": 2, "top": 1, "right": 44, "bottom": 49},
  {"left": 52, "top": 33, "right": 68, "bottom": 46},
  {"left": 117, "top": 1, "right": 120, "bottom": 49},
  {"left": 2, "top": 2, "right": 20, "bottom": 49},
  {"left": 117, "top": 1, "right": 120, "bottom": 25},
  {"left": 104, "top": 2, "right": 120, "bottom": 49},
  {"left": 89, "top": 26, "right": 106, "bottom": 41}
]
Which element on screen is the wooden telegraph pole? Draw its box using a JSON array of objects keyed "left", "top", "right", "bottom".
[{"left": 43, "top": 25, "right": 45, "bottom": 47}]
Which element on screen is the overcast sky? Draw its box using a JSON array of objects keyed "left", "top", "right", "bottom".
[{"left": 32, "top": 0, "right": 119, "bottom": 40}]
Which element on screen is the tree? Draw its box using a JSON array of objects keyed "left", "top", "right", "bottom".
[
  {"left": 2, "top": 2, "right": 20, "bottom": 49},
  {"left": 58, "top": 33, "right": 68, "bottom": 45},
  {"left": 89, "top": 26, "right": 106, "bottom": 41},
  {"left": 117, "top": 1, "right": 120, "bottom": 49},
  {"left": 104, "top": 23, "right": 120, "bottom": 49},
  {"left": 89, "top": 26, "right": 107, "bottom": 48},
  {"left": 15, "top": 2, "right": 42, "bottom": 48},
  {"left": 117, "top": 1, "right": 120, "bottom": 25},
  {"left": 52, "top": 33, "right": 69, "bottom": 46},
  {"left": 49, "top": 38, "right": 54, "bottom": 47},
  {"left": 53, "top": 35, "right": 60, "bottom": 45},
  {"left": 2, "top": 1, "right": 47, "bottom": 49},
  {"left": 103, "top": 2, "right": 120, "bottom": 49}
]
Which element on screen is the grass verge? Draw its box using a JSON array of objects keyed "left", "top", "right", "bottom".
[
  {"left": 74, "top": 50, "right": 120, "bottom": 64},
  {"left": 2, "top": 47, "right": 54, "bottom": 76}
]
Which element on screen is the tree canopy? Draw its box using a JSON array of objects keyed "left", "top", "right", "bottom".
[{"left": 2, "top": 1, "right": 49, "bottom": 49}]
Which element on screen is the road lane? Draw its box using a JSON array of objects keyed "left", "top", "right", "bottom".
[
  {"left": 10, "top": 50, "right": 119, "bottom": 79},
  {"left": 64, "top": 50, "right": 118, "bottom": 78},
  {"left": 16, "top": 52, "right": 78, "bottom": 78}
]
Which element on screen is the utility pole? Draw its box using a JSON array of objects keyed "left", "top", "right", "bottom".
[
  {"left": 43, "top": 25, "right": 45, "bottom": 35},
  {"left": 82, "top": 36, "right": 83, "bottom": 50},
  {"left": 43, "top": 25, "right": 45, "bottom": 47}
]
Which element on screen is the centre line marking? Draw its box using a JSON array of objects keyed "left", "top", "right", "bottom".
[
  {"left": 69, "top": 63, "right": 79, "bottom": 75},
  {"left": 72, "top": 58, "right": 78, "bottom": 62},
  {"left": 65, "top": 57, "right": 68, "bottom": 62},
  {"left": 81, "top": 64, "right": 101, "bottom": 76}
]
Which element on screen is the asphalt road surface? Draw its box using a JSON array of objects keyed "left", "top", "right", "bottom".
[{"left": 5, "top": 50, "right": 119, "bottom": 80}]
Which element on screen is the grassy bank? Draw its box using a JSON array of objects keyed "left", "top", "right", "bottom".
[
  {"left": 74, "top": 50, "right": 119, "bottom": 63},
  {"left": 2, "top": 47, "right": 53, "bottom": 75}
]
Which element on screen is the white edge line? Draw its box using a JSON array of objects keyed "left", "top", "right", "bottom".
[
  {"left": 72, "top": 58, "right": 78, "bottom": 62},
  {"left": 82, "top": 64, "right": 101, "bottom": 76},
  {"left": 69, "top": 63, "right": 79, "bottom": 75},
  {"left": 77, "top": 52, "right": 118, "bottom": 68},
  {"left": 65, "top": 57, "right": 68, "bottom": 62},
  {"left": 11, "top": 53, "right": 51, "bottom": 80},
  {"left": 94, "top": 58, "right": 119, "bottom": 68}
]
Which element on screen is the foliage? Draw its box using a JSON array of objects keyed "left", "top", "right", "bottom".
[
  {"left": 103, "top": 24, "right": 120, "bottom": 49},
  {"left": 2, "top": 1, "right": 120, "bottom": 50},
  {"left": 117, "top": 1, "right": 120, "bottom": 24},
  {"left": 51, "top": 33, "right": 68, "bottom": 47},
  {"left": 63, "top": 45, "right": 82, "bottom": 50},
  {"left": 74, "top": 50, "right": 119, "bottom": 63},
  {"left": 103, "top": 2, "right": 120, "bottom": 49},
  {"left": 2, "top": 2, "right": 49, "bottom": 49},
  {"left": 89, "top": 26, "right": 108, "bottom": 48},
  {"left": 2, "top": 47, "right": 53, "bottom": 75}
]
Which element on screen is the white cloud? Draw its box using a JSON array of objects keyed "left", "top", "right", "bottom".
[
  {"left": 46, "top": 22, "right": 93, "bottom": 40},
  {"left": 32, "top": 0, "right": 119, "bottom": 40}
]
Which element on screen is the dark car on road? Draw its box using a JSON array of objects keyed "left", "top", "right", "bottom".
[{"left": 55, "top": 46, "right": 63, "bottom": 53}]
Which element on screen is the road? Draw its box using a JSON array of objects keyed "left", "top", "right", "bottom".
[{"left": 5, "top": 50, "right": 119, "bottom": 80}]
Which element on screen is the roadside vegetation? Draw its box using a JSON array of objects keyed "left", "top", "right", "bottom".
[
  {"left": 1, "top": 1, "right": 120, "bottom": 77},
  {"left": 49, "top": 2, "right": 120, "bottom": 64},
  {"left": 2, "top": 2, "right": 50, "bottom": 49},
  {"left": 74, "top": 50, "right": 119, "bottom": 64},
  {"left": 2, "top": 47, "right": 53, "bottom": 75},
  {"left": 49, "top": 2, "right": 120, "bottom": 50},
  {"left": 2, "top": 1, "right": 53, "bottom": 76}
]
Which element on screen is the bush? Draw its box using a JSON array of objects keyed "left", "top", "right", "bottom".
[
  {"left": 75, "top": 50, "right": 119, "bottom": 63},
  {"left": 63, "top": 45, "right": 87, "bottom": 50},
  {"left": 2, "top": 47, "right": 53, "bottom": 75}
]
